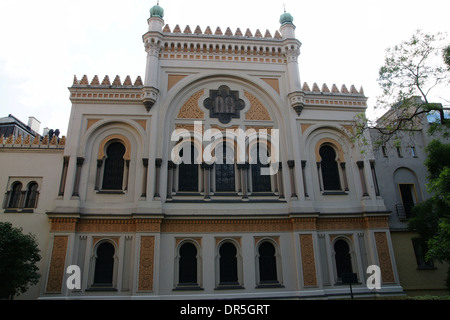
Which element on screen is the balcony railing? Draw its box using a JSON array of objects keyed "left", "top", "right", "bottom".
[{"left": 395, "top": 203, "right": 415, "bottom": 221}]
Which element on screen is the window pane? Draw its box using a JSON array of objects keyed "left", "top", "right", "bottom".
[
  {"left": 219, "top": 242, "right": 238, "bottom": 284},
  {"left": 94, "top": 242, "right": 115, "bottom": 285},
  {"left": 24, "top": 183, "right": 39, "bottom": 208},
  {"left": 8, "top": 182, "right": 22, "bottom": 208},
  {"left": 215, "top": 145, "right": 235, "bottom": 192},
  {"left": 178, "top": 145, "right": 199, "bottom": 192},
  {"left": 179, "top": 243, "right": 198, "bottom": 284},
  {"left": 320, "top": 145, "right": 341, "bottom": 190},
  {"left": 102, "top": 142, "right": 125, "bottom": 190},
  {"left": 251, "top": 143, "right": 271, "bottom": 192},
  {"left": 334, "top": 240, "right": 352, "bottom": 279},
  {"left": 258, "top": 242, "right": 277, "bottom": 282}
]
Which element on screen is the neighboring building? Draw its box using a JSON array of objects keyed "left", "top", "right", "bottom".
[
  {"left": 370, "top": 106, "right": 450, "bottom": 296},
  {"left": 0, "top": 114, "right": 40, "bottom": 142},
  {"left": 0, "top": 5, "right": 406, "bottom": 299}
]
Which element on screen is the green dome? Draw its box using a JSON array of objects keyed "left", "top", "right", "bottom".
[
  {"left": 150, "top": 4, "right": 164, "bottom": 18},
  {"left": 279, "top": 12, "right": 294, "bottom": 25}
]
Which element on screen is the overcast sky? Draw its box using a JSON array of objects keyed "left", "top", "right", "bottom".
[{"left": 0, "top": 0, "right": 448, "bottom": 136}]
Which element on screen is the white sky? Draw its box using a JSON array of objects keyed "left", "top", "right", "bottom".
[{"left": 0, "top": 0, "right": 449, "bottom": 136}]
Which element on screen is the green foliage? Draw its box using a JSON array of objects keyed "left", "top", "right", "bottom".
[
  {"left": 424, "top": 140, "right": 450, "bottom": 180},
  {"left": 0, "top": 222, "right": 41, "bottom": 300},
  {"left": 444, "top": 45, "right": 450, "bottom": 69},
  {"left": 408, "top": 139, "right": 450, "bottom": 291}
]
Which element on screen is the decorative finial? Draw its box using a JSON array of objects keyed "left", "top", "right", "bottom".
[{"left": 283, "top": 3, "right": 286, "bottom": 13}]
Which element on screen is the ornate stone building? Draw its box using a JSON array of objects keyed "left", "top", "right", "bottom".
[{"left": 0, "top": 5, "right": 404, "bottom": 299}]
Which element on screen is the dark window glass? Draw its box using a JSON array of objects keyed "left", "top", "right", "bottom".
[
  {"left": 412, "top": 238, "right": 434, "bottom": 268},
  {"left": 179, "top": 242, "right": 198, "bottom": 285},
  {"left": 178, "top": 145, "right": 199, "bottom": 192},
  {"left": 215, "top": 144, "right": 235, "bottom": 192},
  {"left": 334, "top": 240, "right": 352, "bottom": 279},
  {"left": 8, "top": 182, "right": 22, "bottom": 208},
  {"left": 24, "top": 182, "right": 39, "bottom": 208},
  {"left": 320, "top": 145, "right": 341, "bottom": 190},
  {"left": 399, "top": 184, "right": 416, "bottom": 218},
  {"left": 251, "top": 143, "right": 271, "bottom": 192},
  {"left": 219, "top": 242, "right": 238, "bottom": 284},
  {"left": 258, "top": 242, "right": 278, "bottom": 283},
  {"left": 93, "top": 242, "right": 115, "bottom": 286},
  {"left": 102, "top": 142, "right": 125, "bottom": 190}
]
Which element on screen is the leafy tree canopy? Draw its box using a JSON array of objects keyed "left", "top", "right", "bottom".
[{"left": 0, "top": 222, "right": 41, "bottom": 300}]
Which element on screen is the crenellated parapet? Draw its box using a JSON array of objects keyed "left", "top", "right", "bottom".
[
  {"left": 0, "top": 133, "right": 66, "bottom": 149},
  {"left": 162, "top": 24, "right": 283, "bottom": 40},
  {"left": 302, "top": 82, "right": 365, "bottom": 96},
  {"left": 290, "top": 82, "right": 367, "bottom": 116},
  {"left": 72, "top": 75, "right": 144, "bottom": 87},
  {"left": 69, "top": 75, "right": 146, "bottom": 106},
  {"left": 143, "top": 22, "right": 301, "bottom": 66}
]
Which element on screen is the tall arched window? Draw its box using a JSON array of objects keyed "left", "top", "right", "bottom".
[
  {"left": 102, "top": 142, "right": 125, "bottom": 190},
  {"left": 334, "top": 239, "right": 353, "bottom": 280},
  {"left": 178, "top": 144, "right": 199, "bottom": 192},
  {"left": 24, "top": 182, "right": 39, "bottom": 208},
  {"left": 93, "top": 242, "right": 115, "bottom": 286},
  {"left": 258, "top": 241, "right": 278, "bottom": 283},
  {"left": 251, "top": 142, "right": 271, "bottom": 192},
  {"left": 215, "top": 144, "right": 235, "bottom": 192},
  {"left": 8, "top": 182, "right": 22, "bottom": 208},
  {"left": 320, "top": 145, "right": 341, "bottom": 191},
  {"left": 219, "top": 242, "right": 238, "bottom": 285},
  {"left": 178, "top": 242, "right": 198, "bottom": 285}
]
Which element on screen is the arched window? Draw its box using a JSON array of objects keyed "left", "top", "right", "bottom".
[
  {"left": 215, "top": 144, "right": 235, "bottom": 192},
  {"left": 334, "top": 239, "right": 353, "bottom": 280},
  {"left": 258, "top": 241, "right": 278, "bottom": 283},
  {"left": 178, "top": 242, "right": 198, "bottom": 285},
  {"left": 24, "top": 182, "right": 39, "bottom": 208},
  {"left": 8, "top": 182, "right": 22, "bottom": 208},
  {"left": 320, "top": 145, "right": 341, "bottom": 191},
  {"left": 251, "top": 141, "right": 271, "bottom": 192},
  {"left": 102, "top": 142, "right": 125, "bottom": 190},
  {"left": 219, "top": 242, "right": 238, "bottom": 285},
  {"left": 93, "top": 242, "right": 115, "bottom": 286},
  {"left": 178, "top": 144, "right": 199, "bottom": 192}
]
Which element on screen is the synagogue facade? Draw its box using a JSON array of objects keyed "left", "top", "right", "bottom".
[{"left": 0, "top": 5, "right": 405, "bottom": 299}]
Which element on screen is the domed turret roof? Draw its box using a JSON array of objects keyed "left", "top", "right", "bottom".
[
  {"left": 279, "top": 11, "right": 294, "bottom": 25},
  {"left": 150, "top": 4, "right": 164, "bottom": 18}
]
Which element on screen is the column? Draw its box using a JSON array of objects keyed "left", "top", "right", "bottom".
[
  {"left": 94, "top": 159, "right": 103, "bottom": 191},
  {"left": 58, "top": 156, "right": 70, "bottom": 196},
  {"left": 141, "top": 158, "right": 149, "bottom": 198},
  {"left": 277, "top": 163, "right": 284, "bottom": 199},
  {"left": 124, "top": 160, "right": 130, "bottom": 191},
  {"left": 288, "top": 160, "right": 297, "bottom": 198},
  {"left": 357, "top": 161, "right": 368, "bottom": 197},
  {"left": 370, "top": 160, "right": 380, "bottom": 196},
  {"left": 167, "top": 161, "right": 174, "bottom": 200},
  {"left": 301, "top": 160, "right": 309, "bottom": 197},
  {"left": 340, "top": 162, "right": 349, "bottom": 191},
  {"left": 316, "top": 162, "right": 323, "bottom": 192},
  {"left": 154, "top": 159, "right": 162, "bottom": 198},
  {"left": 238, "top": 163, "right": 249, "bottom": 201},
  {"left": 72, "top": 157, "right": 84, "bottom": 197},
  {"left": 203, "top": 163, "right": 213, "bottom": 201}
]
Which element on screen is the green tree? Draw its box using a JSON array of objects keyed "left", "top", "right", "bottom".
[
  {"left": 408, "top": 140, "right": 450, "bottom": 290},
  {"left": 0, "top": 222, "right": 41, "bottom": 300}
]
